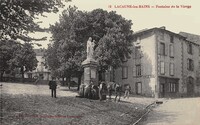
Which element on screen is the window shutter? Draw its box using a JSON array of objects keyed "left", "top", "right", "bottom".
[
  {"left": 169, "top": 44, "right": 174, "bottom": 57},
  {"left": 160, "top": 61, "right": 165, "bottom": 74},
  {"left": 122, "top": 67, "right": 128, "bottom": 79},
  {"left": 132, "top": 67, "right": 136, "bottom": 77},
  {"left": 192, "top": 60, "right": 194, "bottom": 71},
  {"left": 165, "top": 43, "right": 168, "bottom": 56},
  {"left": 170, "top": 63, "right": 174, "bottom": 76},
  {"left": 169, "top": 83, "right": 171, "bottom": 92},
  {"left": 158, "top": 41, "right": 160, "bottom": 55}
]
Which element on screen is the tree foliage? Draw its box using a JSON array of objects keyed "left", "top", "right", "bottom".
[
  {"left": 46, "top": 6, "right": 86, "bottom": 79},
  {"left": 9, "top": 42, "right": 38, "bottom": 78},
  {"left": 45, "top": 43, "right": 61, "bottom": 77},
  {"left": 0, "top": 0, "right": 70, "bottom": 41},
  {"left": 46, "top": 6, "right": 133, "bottom": 79},
  {"left": 0, "top": 40, "right": 38, "bottom": 80},
  {"left": 0, "top": 40, "right": 19, "bottom": 74}
]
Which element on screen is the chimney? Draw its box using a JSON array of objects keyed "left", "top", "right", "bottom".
[{"left": 160, "top": 26, "right": 166, "bottom": 30}]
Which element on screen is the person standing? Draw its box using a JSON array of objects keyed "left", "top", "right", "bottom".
[
  {"left": 99, "top": 82, "right": 103, "bottom": 101},
  {"left": 49, "top": 77, "right": 57, "bottom": 98},
  {"left": 107, "top": 82, "right": 113, "bottom": 100},
  {"left": 124, "top": 84, "right": 131, "bottom": 99},
  {"left": 99, "top": 81, "right": 107, "bottom": 101},
  {"left": 114, "top": 83, "right": 122, "bottom": 102}
]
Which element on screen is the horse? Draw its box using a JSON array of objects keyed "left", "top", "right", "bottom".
[{"left": 105, "top": 82, "right": 122, "bottom": 101}]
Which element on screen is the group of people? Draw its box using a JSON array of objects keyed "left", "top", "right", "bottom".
[
  {"left": 48, "top": 78, "right": 132, "bottom": 101},
  {"left": 99, "top": 81, "right": 131, "bottom": 102}
]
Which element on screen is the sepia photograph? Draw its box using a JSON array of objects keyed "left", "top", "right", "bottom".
[{"left": 0, "top": 0, "right": 200, "bottom": 125}]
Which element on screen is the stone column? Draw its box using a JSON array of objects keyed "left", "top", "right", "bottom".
[
  {"left": 82, "top": 58, "right": 98, "bottom": 86},
  {"left": 79, "top": 58, "right": 98, "bottom": 98}
]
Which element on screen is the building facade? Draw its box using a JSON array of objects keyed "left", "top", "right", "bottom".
[
  {"left": 180, "top": 32, "right": 200, "bottom": 96},
  {"left": 114, "top": 27, "right": 200, "bottom": 98}
]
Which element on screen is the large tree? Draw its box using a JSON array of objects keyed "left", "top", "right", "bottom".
[
  {"left": 46, "top": 6, "right": 133, "bottom": 88},
  {"left": 9, "top": 42, "right": 38, "bottom": 81},
  {"left": 0, "top": 40, "right": 19, "bottom": 81},
  {"left": 46, "top": 6, "right": 86, "bottom": 88},
  {"left": 0, "top": 40, "right": 38, "bottom": 81},
  {"left": 0, "top": 0, "right": 70, "bottom": 41}
]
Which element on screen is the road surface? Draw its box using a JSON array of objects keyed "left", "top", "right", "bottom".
[{"left": 140, "top": 98, "right": 200, "bottom": 125}]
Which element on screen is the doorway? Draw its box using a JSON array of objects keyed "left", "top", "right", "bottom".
[
  {"left": 187, "top": 77, "right": 194, "bottom": 96},
  {"left": 136, "top": 82, "right": 142, "bottom": 94},
  {"left": 160, "top": 84, "right": 165, "bottom": 97}
]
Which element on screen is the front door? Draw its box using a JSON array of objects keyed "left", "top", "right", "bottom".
[
  {"left": 187, "top": 77, "right": 194, "bottom": 96},
  {"left": 160, "top": 84, "right": 165, "bottom": 97},
  {"left": 136, "top": 82, "right": 142, "bottom": 94},
  {"left": 187, "top": 82, "right": 194, "bottom": 96}
]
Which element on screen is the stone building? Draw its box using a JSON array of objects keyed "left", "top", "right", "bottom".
[
  {"left": 113, "top": 27, "right": 200, "bottom": 98},
  {"left": 179, "top": 32, "right": 200, "bottom": 96}
]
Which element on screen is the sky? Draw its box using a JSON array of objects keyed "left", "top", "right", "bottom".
[{"left": 32, "top": 0, "right": 200, "bottom": 49}]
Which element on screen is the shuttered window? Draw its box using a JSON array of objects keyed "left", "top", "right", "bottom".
[
  {"left": 160, "top": 43, "right": 165, "bottom": 55},
  {"left": 169, "top": 44, "right": 174, "bottom": 57},
  {"left": 170, "top": 36, "right": 174, "bottom": 43},
  {"left": 160, "top": 61, "right": 165, "bottom": 75},
  {"left": 169, "top": 63, "right": 174, "bottom": 76},
  {"left": 136, "top": 65, "right": 141, "bottom": 76},
  {"left": 169, "top": 83, "right": 176, "bottom": 92},
  {"left": 122, "top": 66, "right": 128, "bottom": 79},
  {"left": 187, "top": 43, "right": 193, "bottom": 55},
  {"left": 187, "top": 59, "right": 194, "bottom": 71}
]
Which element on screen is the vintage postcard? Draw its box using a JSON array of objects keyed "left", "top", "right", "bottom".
[{"left": 0, "top": 0, "right": 200, "bottom": 125}]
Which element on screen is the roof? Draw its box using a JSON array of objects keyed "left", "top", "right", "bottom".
[
  {"left": 179, "top": 32, "right": 200, "bottom": 45},
  {"left": 133, "top": 28, "right": 148, "bottom": 35},
  {"left": 133, "top": 27, "right": 186, "bottom": 39}
]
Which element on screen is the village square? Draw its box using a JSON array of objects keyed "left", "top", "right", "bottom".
[{"left": 1, "top": 0, "right": 200, "bottom": 125}]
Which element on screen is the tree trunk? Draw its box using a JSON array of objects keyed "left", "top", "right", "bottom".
[
  {"left": 0, "top": 70, "right": 4, "bottom": 82},
  {"left": 99, "top": 70, "right": 102, "bottom": 82},
  {"left": 62, "top": 77, "right": 64, "bottom": 86},
  {"left": 67, "top": 75, "right": 71, "bottom": 90},
  {"left": 21, "top": 67, "right": 24, "bottom": 83},
  {"left": 99, "top": 70, "right": 106, "bottom": 82},
  {"left": 77, "top": 74, "right": 82, "bottom": 91}
]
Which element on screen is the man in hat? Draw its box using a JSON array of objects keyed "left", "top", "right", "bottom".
[{"left": 49, "top": 77, "right": 57, "bottom": 98}]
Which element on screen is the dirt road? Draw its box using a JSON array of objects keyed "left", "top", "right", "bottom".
[
  {"left": 0, "top": 82, "right": 155, "bottom": 125},
  {"left": 140, "top": 98, "right": 200, "bottom": 125}
]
